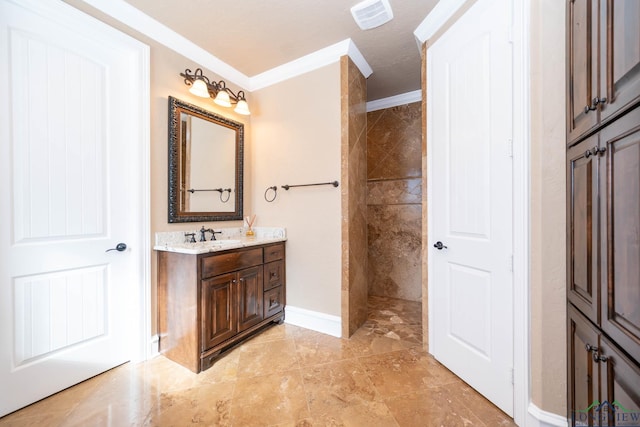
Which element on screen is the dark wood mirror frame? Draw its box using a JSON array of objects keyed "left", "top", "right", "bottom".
[{"left": 168, "top": 96, "right": 244, "bottom": 222}]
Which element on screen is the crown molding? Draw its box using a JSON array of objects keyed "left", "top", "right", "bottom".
[
  {"left": 80, "top": 0, "right": 251, "bottom": 88},
  {"left": 250, "top": 38, "right": 372, "bottom": 91},
  {"left": 413, "top": 0, "right": 467, "bottom": 46},
  {"left": 78, "top": 1, "right": 373, "bottom": 94},
  {"left": 366, "top": 90, "right": 422, "bottom": 112}
]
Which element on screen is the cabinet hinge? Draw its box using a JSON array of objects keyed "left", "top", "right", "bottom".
[
  {"left": 506, "top": 138, "right": 513, "bottom": 158},
  {"left": 511, "top": 367, "right": 514, "bottom": 385},
  {"left": 508, "top": 25, "right": 513, "bottom": 44},
  {"left": 508, "top": 255, "right": 513, "bottom": 272}
]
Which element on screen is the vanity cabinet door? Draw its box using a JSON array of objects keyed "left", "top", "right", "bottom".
[
  {"left": 201, "top": 272, "right": 237, "bottom": 351},
  {"left": 264, "top": 286, "right": 285, "bottom": 318},
  {"left": 264, "top": 261, "right": 284, "bottom": 291},
  {"left": 237, "top": 266, "right": 264, "bottom": 332}
]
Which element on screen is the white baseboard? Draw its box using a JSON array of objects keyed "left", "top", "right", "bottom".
[
  {"left": 284, "top": 306, "right": 341, "bottom": 338},
  {"left": 527, "top": 403, "right": 568, "bottom": 427}
]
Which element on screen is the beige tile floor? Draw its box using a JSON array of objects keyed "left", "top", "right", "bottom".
[{"left": 0, "top": 296, "right": 516, "bottom": 426}]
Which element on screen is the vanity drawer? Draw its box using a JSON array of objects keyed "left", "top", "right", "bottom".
[
  {"left": 264, "top": 260, "right": 284, "bottom": 291},
  {"left": 201, "top": 248, "right": 263, "bottom": 278},
  {"left": 264, "top": 285, "right": 285, "bottom": 318},
  {"left": 264, "top": 243, "right": 285, "bottom": 263}
]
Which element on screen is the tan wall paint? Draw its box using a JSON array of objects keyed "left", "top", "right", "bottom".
[
  {"left": 529, "top": 0, "right": 567, "bottom": 416},
  {"left": 63, "top": 0, "right": 252, "bottom": 336},
  {"left": 251, "top": 63, "right": 343, "bottom": 317}
]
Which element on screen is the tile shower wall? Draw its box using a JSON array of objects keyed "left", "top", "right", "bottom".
[
  {"left": 367, "top": 102, "right": 422, "bottom": 301},
  {"left": 341, "top": 56, "right": 368, "bottom": 337}
]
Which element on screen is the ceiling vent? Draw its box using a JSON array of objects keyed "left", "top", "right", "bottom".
[{"left": 350, "top": 0, "right": 394, "bottom": 30}]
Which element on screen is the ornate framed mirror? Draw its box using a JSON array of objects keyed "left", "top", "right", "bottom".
[{"left": 168, "top": 96, "right": 243, "bottom": 222}]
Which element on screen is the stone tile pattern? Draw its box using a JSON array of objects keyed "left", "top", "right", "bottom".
[
  {"left": 341, "top": 56, "right": 368, "bottom": 337},
  {"left": 367, "top": 102, "right": 423, "bottom": 301},
  {"left": 0, "top": 296, "right": 515, "bottom": 427}
]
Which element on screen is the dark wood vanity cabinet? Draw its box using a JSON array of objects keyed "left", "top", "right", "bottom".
[
  {"left": 567, "top": 3, "right": 640, "bottom": 421},
  {"left": 567, "top": 0, "right": 640, "bottom": 145},
  {"left": 158, "top": 242, "right": 285, "bottom": 373}
]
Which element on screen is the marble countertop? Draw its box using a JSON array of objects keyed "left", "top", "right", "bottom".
[{"left": 153, "top": 227, "right": 286, "bottom": 255}]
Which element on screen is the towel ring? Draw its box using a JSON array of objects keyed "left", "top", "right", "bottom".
[{"left": 264, "top": 186, "right": 278, "bottom": 202}]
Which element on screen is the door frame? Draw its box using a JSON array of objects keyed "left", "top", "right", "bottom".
[
  {"left": 421, "top": 0, "right": 530, "bottom": 424},
  {"left": 18, "top": 0, "right": 152, "bottom": 363}
]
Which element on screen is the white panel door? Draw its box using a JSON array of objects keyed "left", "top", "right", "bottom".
[
  {"left": 0, "top": 0, "right": 148, "bottom": 416},
  {"left": 427, "top": 0, "right": 514, "bottom": 415}
]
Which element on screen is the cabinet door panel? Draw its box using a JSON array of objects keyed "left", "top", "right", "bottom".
[
  {"left": 568, "top": 306, "right": 601, "bottom": 426},
  {"left": 237, "top": 266, "right": 263, "bottom": 332},
  {"left": 600, "top": 0, "right": 640, "bottom": 122},
  {"left": 568, "top": 0, "right": 600, "bottom": 143},
  {"left": 600, "top": 108, "right": 640, "bottom": 362},
  {"left": 201, "top": 273, "right": 236, "bottom": 351},
  {"left": 264, "top": 286, "right": 285, "bottom": 318},
  {"left": 599, "top": 337, "right": 640, "bottom": 425},
  {"left": 568, "top": 136, "right": 601, "bottom": 323},
  {"left": 264, "top": 260, "right": 284, "bottom": 291}
]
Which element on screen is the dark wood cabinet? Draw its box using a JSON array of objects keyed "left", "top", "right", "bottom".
[
  {"left": 598, "top": 108, "right": 640, "bottom": 364},
  {"left": 567, "top": 0, "right": 599, "bottom": 143},
  {"left": 568, "top": 305, "right": 600, "bottom": 425},
  {"left": 158, "top": 242, "right": 285, "bottom": 373},
  {"left": 567, "top": 5, "right": 640, "bottom": 420},
  {"left": 201, "top": 272, "right": 237, "bottom": 351},
  {"left": 567, "top": 134, "right": 601, "bottom": 324},
  {"left": 598, "top": 0, "right": 640, "bottom": 123},
  {"left": 567, "top": 0, "right": 640, "bottom": 145},
  {"left": 236, "top": 265, "right": 264, "bottom": 332},
  {"left": 569, "top": 306, "right": 640, "bottom": 427}
]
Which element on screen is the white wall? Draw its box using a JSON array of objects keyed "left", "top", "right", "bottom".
[{"left": 251, "top": 63, "right": 342, "bottom": 320}]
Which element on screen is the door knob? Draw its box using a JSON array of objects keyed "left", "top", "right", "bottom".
[
  {"left": 105, "top": 243, "right": 127, "bottom": 252},
  {"left": 433, "top": 241, "right": 448, "bottom": 250}
]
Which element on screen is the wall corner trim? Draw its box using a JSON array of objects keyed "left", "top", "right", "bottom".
[
  {"left": 527, "top": 403, "right": 568, "bottom": 427},
  {"left": 250, "top": 38, "right": 372, "bottom": 91},
  {"left": 413, "top": 0, "right": 467, "bottom": 46},
  {"left": 284, "top": 306, "right": 341, "bottom": 338},
  {"left": 366, "top": 90, "right": 422, "bottom": 112}
]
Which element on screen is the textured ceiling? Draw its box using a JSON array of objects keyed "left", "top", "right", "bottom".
[{"left": 124, "top": 0, "right": 437, "bottom": 101}]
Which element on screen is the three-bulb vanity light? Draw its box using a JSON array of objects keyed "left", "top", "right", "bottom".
[{"left": 180, "top": 68, "right": 251, "bottom": 115}]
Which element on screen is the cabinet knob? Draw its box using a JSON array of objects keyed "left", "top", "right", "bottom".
[
  {"left": 585, "top": 146, "right": 606, "bottom": 158},
  {"left": 585, "top": 343, "right": 598, "bottom": 353},
  {"left": 584, "top": 96, "right": 607, "bottom": 114},
  {"left": 592, "top": 352, "right": 609, "bottom": 363}
]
